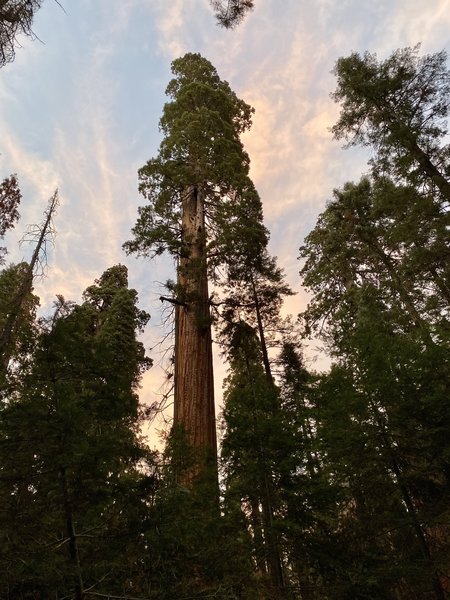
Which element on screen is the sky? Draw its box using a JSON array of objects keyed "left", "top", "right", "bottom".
[{"left": 1, "top": 0, "right": 450, "bottom": 446}]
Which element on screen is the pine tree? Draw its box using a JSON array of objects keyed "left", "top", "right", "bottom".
[
  {"left": 0, "top": 190, "right": 58, "bottom": 384},
  {"left": 0, "top": 262, "right": 39, "bottom": 392},
  {"left": 221, "top": 321, "right": 287, "bottom": 595},
  {"left": 221, "top": 249, "right": 293, "bottom": 386},
  {"left": 215, "top": 224, "right": 299, "bottom": 594},
  {"left": 299, "top": 176, "right": 449, "bottom": 344},
  {"left": 0, "top": 173, "right": 21, "bottom": 263}
]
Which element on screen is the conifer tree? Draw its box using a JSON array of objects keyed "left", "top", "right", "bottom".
[
  {"left": 0, "top": 190, "right": 58, "bottom": 384},
  {"left": 299, "top": 177, "right": 450, "bottom": 598},
  {"left": 0, "top": 265, "right": 152, "bottom": 599},
  {"left": 221, "top": 321, "right": 286, "bottom": 594},
  {"left": 332, "top": 46, "right": 450, "bottom": 204},
  {"left": 221, "top": 249, "right": 293, "bottom": 386},
  {"left": 297, "top": 47, "right": 450, "bottom": 597},
  {"left": 299, "top": 176, "right": 449, "bottom": 343},
  {"left": 125, "top": 52, "right": 267, "bottom": 480},
  {"left": 0, "top": 173, "right": 21, "bottom": 263},
  {"left": 219, "top": 247, "right": 294, "bottom": 593}
]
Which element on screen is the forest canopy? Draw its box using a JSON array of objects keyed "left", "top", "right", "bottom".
[{"left": 0, "top": 6, "right": 449, "bottom": 598}]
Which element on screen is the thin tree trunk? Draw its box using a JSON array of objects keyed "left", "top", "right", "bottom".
[
  {"left": 250, "top": 275, "right": 274, "bottom": 387},
  {"left": 246, "top": 276, "right": 287, "bottom": 592},
  {"left": 369, "top": 398, "right": 446, "bottom": 600},
  {"left": 60, "top": 466, "right": 84, "bottom": 600},
  {"left": 249, "top": 495, "right": 268, "bottom": 575}
]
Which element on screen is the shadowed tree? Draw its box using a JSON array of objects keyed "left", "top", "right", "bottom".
[
  {"left": 299, "top": 175, "right": 450, "bottom": 599},
  {"left": 221, "top": 321, "right": 286, "bottom": 594},
  {"left": 0, "top": 265, "right": 153, "bottom": 599},
  {"left": 299, "top": 176, "right": 449, "bottom": 342},
  {"left": 0, "top": 173, "right": 21, "bottom": 263},
  {"left": 221, "top": 249, "right": 294, "bottom": 386}
]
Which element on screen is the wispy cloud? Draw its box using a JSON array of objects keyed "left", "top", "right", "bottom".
[{"left": 152, "top": 0, "right": 197, "bottom": 59}]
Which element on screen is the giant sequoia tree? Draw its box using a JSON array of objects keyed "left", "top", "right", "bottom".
[{"left": 125, "top": 53, "right": 267, "bottom": 477}]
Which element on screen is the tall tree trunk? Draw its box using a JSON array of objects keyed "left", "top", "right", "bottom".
[{"left": 174, "top": 185, "right": 217, "bottom": 480}]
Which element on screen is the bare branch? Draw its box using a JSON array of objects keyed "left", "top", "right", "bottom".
[{"left": 159, "top": 295, "right": 188, "bottom": 308}]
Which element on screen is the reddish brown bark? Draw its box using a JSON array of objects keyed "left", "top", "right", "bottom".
[{"left": 173, "top": 185, "right": 217, "bottom": 476}]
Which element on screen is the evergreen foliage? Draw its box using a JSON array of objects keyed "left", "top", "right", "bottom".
[
  {"left": 0, "top": 266, "right": 154, "bottom": 599},
  {"left": 125, "top": 52, "right": 268, "bottom": 482},
  {"left": 210, "top": 0, "right": 254, "bottom": 28},
  {"left": 125, "top": 52, "right": 267, "bottom": 272},
  {"left": 1, "top": 45, "right": 449, "bottom": 600},
  {"left": 0, "top": 174, "right": 21, "bottom": 263},
  {"left": 332, "top": 46, "right": 450, "bottom": 204},
  {"left": 298, "top": 44, "right": 450, "bottom": 599}
]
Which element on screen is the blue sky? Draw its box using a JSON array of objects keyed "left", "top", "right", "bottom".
[{"left": 1, "top": 0, "right": 449, "bottom": 444}]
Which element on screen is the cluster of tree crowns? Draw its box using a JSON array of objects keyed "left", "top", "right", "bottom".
[{"left": 1, "top": 4, "right": 450, "bottom": 599}]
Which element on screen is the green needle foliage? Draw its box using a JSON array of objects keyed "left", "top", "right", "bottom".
[
  {"left": 210, "top": 0, "right": 255, "bottom": 28},
  {"left": 1, "top": 43, "right": 448, "bottom": 600},
  {"left": 125, "top": 52, "right": 268, "bottom": 482},
  {"left": 0, "top": 266, "right": 153, "bottom": 599},
  {"left": 299, "top": 175, "right": 450, "bottom": 345},
  {"left": 332, "top": 46, "right": 450, "bottom": 204},
  {"left": 125, "top": 52, "right": 267, "bottom": 272},
  {"left": 298, "top": 46, "right": 450, "bottom": 597},
  {"left": 0, "top": 174, "right": 21, "bottom": 263},
  {"left": 0, "top": 261, "right": 38, "bottom": 389}
]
